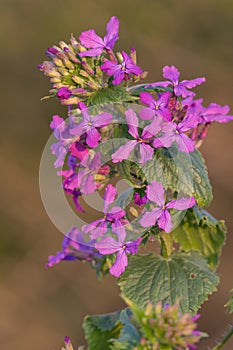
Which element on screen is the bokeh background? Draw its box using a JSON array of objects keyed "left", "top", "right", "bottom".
[{"left": 1, "top": 0, "right": 233, "bottom": 349}]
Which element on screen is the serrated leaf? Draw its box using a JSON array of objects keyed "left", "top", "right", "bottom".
[
  {"left": 172, "top": 207, "right": 226, "bottom": 270},
  {"left": 129, "top": 84, "right": 173, "bottom": 96},
  {"left": 119, "top": 251, "right": 219, "bottom": 314},
  {"left": 83, "top": 311, "right": 122, "bottom": 350},
  {"left": 87, "top": 85, "right": 136, "bottom": 105},
  {"left": 110, "top": 309, "right": 140, "bottom": 350},
  {"left": 225, "top": 289, "right": 233, "bottom": 314},
  {"left": 142, "top": 147, "right": 213, "bottom": 207},
  {"left": 115, "top": 187, "right": 134, "bottom": 209}
]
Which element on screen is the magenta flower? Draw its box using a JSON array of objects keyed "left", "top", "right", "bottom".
[
  {"left": 95, "top": 222, "right": 142, "bottom": 277},
  {"left": 134, "top": 192, "right": 147, "bottom": 206},
  {"left": 70, "top": 102, "right": 112, "bottom": 148},
  {"left": 149, "top": 65, "right": 205, "bottom": 98},
  {"left": 82, "top": 184, "right": 128, "bottom": 239},
  {"left": 57, "top": 86, "right": 72, "bottom": 100},
  {"left": 112, "top": 108, "right": 162, "bottom": 164},
  {"left": 46, "top": 227, "right": 102, "bottom": 268},
  {"left": 139, "top": 91, "right": 172, "bottom": 121},
  {"left": 153, "top": 114, "right": 198, "bottom": 152},
  {"left": 140, "top": 181, "right": 196, "bottom": 232},
  {"left": 79, "top": 16, "right": 119, "bottom": 57},
  {"left": 199, "top": 103, "right": 233, "bottom": 124},
  {"left": 101, "top": 51, "right": 143, "bottom": 85}
]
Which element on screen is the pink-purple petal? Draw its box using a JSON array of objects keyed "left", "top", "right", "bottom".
[
  {"left": 158, "top": 210, "right": 173, "bottom": 233},
  {"left": 139, "top": 143, "right": 154, "bottom": 165},
  {"left": 163, "top": 65, "right": 180, "bottom": 84},
  {"left": 79, "top": 29, "right": 104, "bottom": 49},
  {"left": 95, "top": 236, "right": 120, "bottom": 255},
  {"left": 111, "top": 140, "right": 137, "bottom": 163},
  {"left": 166, "top": 197, "right": 196, "bottom": 210},
  {"left": 110, "top": 250, "right": 128, "bottom": 277},
  {"left": 86, "top": 127, "right": 101, "bottom": 148},
  {"left": 139, "top": 107, "right": 155, "bottom": 120},
  {"left": 146, "top": 181, "right": 165, "bottom": 207},
  {"left": 140, "top": 208, "right": 162, "bottom": 227},
  {"left": 92, "top": 112, "right": 112, "bottom": 128},
  {"left": 176, "top": 133, "right": 195, "bottom": 153},
  {"left": 125, "top": 108, "right": 139, "bottom": 139}
]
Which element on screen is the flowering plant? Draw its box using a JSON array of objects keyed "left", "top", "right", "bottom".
[{"left": 39, "top": 16, "right": 233, "bottom": 349}]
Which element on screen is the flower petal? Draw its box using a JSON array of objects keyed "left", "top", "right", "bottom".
[
  {"left": 110, "top": 250, "right": 128, "bottom": 277},
  {"left": 95, "top": 236, "right": 120, "bottom": 255},
  {"left": 140, "top": 207, "right": 162, "bottom": 227},
  {"left": 86, "top": 127, "right": 101, "bottom": 148},
  {"left": 139, "top": 143, "right": 154, "bottom": 165},
  {"left": 104, "top": 16, "right": 119, "bottom": 49},
  {"left": 79, "top": 29, "right": 104, "bottom": 49},
  {"left": 125, "top": 108, "right": 139, "bottom": 139},
  {"left": 158, "top": 209, "right": 173, "bottom": 232},
  {"left": 163, "top": 65, "right": 180, "bottom": 84},
  {"left": 92, "top": 112, "right": 112, "bottom": 128},
  {"left": 139, "top": 107, "right": 155, "bottom": 120},
  {"left": 166, "top": 197, "right": 196, "bottom": 210},
  {"left": 146, "top": 181, "right": 165, "bottom": 206},
  {"left": 111, "top": 140, "right": 137, "bottom": 162}
]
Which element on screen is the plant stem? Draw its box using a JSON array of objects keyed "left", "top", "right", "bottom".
[
  {"left": 160, "top": 232, "right": 173, "bottom": 258},
  {"left": 212, "top": 325, "right": 233, "bottom": 350}
]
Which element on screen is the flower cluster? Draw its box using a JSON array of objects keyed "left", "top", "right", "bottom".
[
  {"left": 40, "top": 16, "right": 233, "bottom": 280},
  {"left": 133, "top": 302, "right": 201, "bottom": 350},
  {"left": 39, "top": 16, "right": 146, "bottom": 106}
]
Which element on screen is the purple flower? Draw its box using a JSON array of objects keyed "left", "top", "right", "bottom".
[
  {"left": 139, "top": 91, "right": 172, "bottom": 121},
  {"left": 46, "top": 227, "right": 101, "bottom": 268},
  {"left": 95, "top": 222, "right": 142, "bottom": 277},
  {"left": 149, "top": 65, "right": 205, "bottom": 98},
  {"left": 134, "top": 192, "right": 147, "bottom": 206},
  {"left": 112, "top": 108, "right": 162, "bottom": 164},
  {"left": 101, "top": 51, "right": 143, "bottom": 85},
  {"left": 199, "top": 103, "right": 233, "bottom": 124},
  {"left": 57, "top": 86, "right": 72, "bottom": 100},
  {"left": 153, "top": 114, "right": 199, "bottom": 152},
  {"left": 140, "top": 181, "right": 196, "bottom": 232},
  {"left": 70, "top": 102, "right": 112, "bottom": 148},
  {"left": 79, "top": 16, "right": 119, "bottom": 57},
  {"left": 82, "top": 184, "right": 128, "bottom": 239}
]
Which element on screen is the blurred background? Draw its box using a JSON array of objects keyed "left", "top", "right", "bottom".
[{"left": 0, "top": 0, "right": 233, "bottom": 349}]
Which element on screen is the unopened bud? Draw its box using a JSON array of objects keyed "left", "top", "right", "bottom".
[
  {"left": 53, "top": 57, "right": 64, "bottom": 67},
  {"left": 63, "top": 58, "right": 75, "bottom": 69}
]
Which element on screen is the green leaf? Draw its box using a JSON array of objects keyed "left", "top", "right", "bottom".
[
  {"left": 115, "top": 187, "right": 134, "bottom": 209},
  {"left": 110, "top": 309, "right": 140, "bottom": 350},
  {"left": 129, "top": 84, "right": 173, "bottom": 96},
  {"left": 83, "top": 311, "right": 122, "bottom": 350},
  {"left": 87, "top": 85, "right": 136, "bottom": 105},
  {"left": 142, "top": 147, "right": 213, "bottom": 207},
  {"left": 119, "top": 251, "right": 219, "bottom": 314},
  {"left": 172, "top": 207, "right": 226, "bottom": 270},
  {"left": 225, "top": 289, "right": 233, "bottom": 314}
]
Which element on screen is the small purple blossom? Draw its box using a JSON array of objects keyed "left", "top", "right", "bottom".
[
  {"left": 95, "top": 222, "right": 142, "bottom": 277},
  {"left": 112, "top": 108, "right": 162, "bottom": 164},
  {"left": 79, "top": 16, "right": 119, "bottom": 57},
  {"left": 153, "top": 114, "right": 199, "bottom": 153},
  {"left": 46, "top": 227, "right": 101, "bottom": 268},
  {"left": 140, "top": 181, "right": 196, "bottom": 232},
  {"left": 199, "top": 103, "right": 233, "bottom": 124},
  {"left": 70, "top": 102, "right": 112, "bottom": 148},
  {"left": 101, "top": 51, "right": 143, "bottom": 85},
  {"left": 82, "top": 184, "right": 128, "bottom": 239},
  {"left": 57, "top": 87, "right": 72, "bottom": 100},
  {"left": 149, "top": 65, "right": 206, "bottom": 98},
  {"left": 139, "top": 91, "right": 172, "bottom": 121},
  {"left": 134, "top": 192, "right": 147, "bottom": 206}
]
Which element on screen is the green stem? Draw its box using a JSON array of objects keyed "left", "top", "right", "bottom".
[
  {"left": 212, "top": 325, "right": 233, "bottom": 350},
  {"left": 160, "top": 232, "right": 173, "bottom": 258}
]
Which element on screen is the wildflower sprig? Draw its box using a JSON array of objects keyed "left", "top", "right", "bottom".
[{"left": 39, "top": 16, "right": 233, "bottom": 350}]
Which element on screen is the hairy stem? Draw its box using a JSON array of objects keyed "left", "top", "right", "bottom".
[
  {"left": 160, "top": 232, "right": 173, "bottom": 258},
  {"left": 212, "top": 325, "right": 233, "bottom": 350}
]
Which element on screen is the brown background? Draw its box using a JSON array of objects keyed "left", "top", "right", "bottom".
[{"left": 0, "top": 0, "right": 233, "bottom": 349}]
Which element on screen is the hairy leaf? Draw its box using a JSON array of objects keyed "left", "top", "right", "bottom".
[
  {"left": 172, "top": 207, "right": 226, "bottom": 270},
  {"left": 143, "top": 147, "right": 213, "bottom": 207},
  {"left": 119, "top": 251, "right": 219, "bottom": 314}
]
